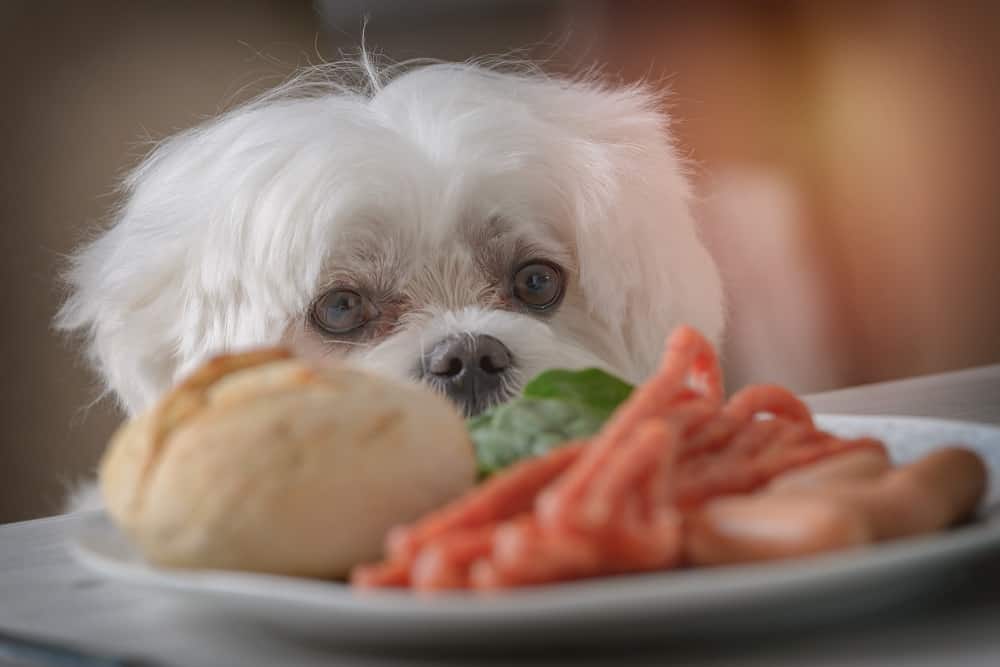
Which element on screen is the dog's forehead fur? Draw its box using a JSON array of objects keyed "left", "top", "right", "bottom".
[
  {"left": 295, "top": 68, "right": 589, "bottom": 312},
  {"left": 370, "top": 65, "right": 564, "bottom": 162}
]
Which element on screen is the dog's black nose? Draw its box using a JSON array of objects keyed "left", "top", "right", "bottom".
[{"left": 423, "top": 334, "right": 513, "bottom": 415}]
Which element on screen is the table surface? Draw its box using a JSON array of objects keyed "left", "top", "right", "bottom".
[{"left": 2, "top": 364, "right": 1000, "bottom": 667}]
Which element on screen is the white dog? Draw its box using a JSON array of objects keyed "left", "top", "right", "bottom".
[{"left": 58, "top": 61, "right": 724, "bottom": 426}]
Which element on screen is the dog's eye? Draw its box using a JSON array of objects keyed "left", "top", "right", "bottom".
[
  {"left": 512, "top": 262, "right": 564, "bottom": 310},
  {"left": 311, "top": 289, "right": 377, "bottom": 334}
]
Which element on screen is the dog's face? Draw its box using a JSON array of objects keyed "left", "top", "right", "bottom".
[
  {"left": 286, "top": 212, "right": 622, "bottom": 416},
  {"left": 58, "top": 63, "right": 725, "bottom": 417}
]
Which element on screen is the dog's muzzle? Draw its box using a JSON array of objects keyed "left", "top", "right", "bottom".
[{"left": 422, "top": 334, "right": 513, "bottom": 416}]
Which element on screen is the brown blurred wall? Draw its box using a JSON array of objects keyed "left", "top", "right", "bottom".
[
  {"left": 596, "top": 1, "right": 1000, "bottom": 389},
  {"left": 3, "top": 1, "right": 999, "bottom": 522},
  {"left": 1, "top": 1, "right": 327, "bottom": 523}
]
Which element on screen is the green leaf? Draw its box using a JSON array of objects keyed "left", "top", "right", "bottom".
[
  {"left": 469, "top": 367, "right": 635, "bottom": 477},
  {"left": 523, "top": 368, "right": 634, "bottom": 416}
]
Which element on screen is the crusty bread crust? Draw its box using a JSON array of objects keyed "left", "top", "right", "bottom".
[{"left": 100, "top": 349, "right": 476, "bottom": 578}]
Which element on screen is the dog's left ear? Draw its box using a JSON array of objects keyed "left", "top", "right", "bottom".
[{"left": 540, "top": 81, "right": 725, "bottom": 381}]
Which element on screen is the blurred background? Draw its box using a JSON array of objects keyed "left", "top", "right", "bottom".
[{"left": 2, "top": 0, "right": 998, "bottom": 522}]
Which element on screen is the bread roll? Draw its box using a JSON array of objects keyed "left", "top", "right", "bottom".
[{"left": 99, "top": 349, "right": 477, "bottom": 578}]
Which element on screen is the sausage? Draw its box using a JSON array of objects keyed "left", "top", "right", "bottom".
[
  {"left": 685, "top": 447, "right": 987, "bottom": 566},
  {"left": 834, "top": 446, "right": 986, "bottom": 540},
  {"left": 767, "top": 448, "right": 891, "bottom": 491},
  {"left": 684, "top": 494, "right": 872, "bottom": 565}
]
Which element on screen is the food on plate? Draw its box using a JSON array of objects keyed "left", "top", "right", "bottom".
[
  {"left": 99, "top": 349, "right": 477, "bottom": 578},
  {"left": 97, "top": 323, "right": 988, "bottom": 591},
  {"left": 352, "top": 326, "right": 987, "bottom": 592},
  {"left": 686, "top": 447, "right": 986, "bottom": 565}
]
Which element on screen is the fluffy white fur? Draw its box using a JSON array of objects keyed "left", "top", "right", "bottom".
[{"left": 58, "top": 61, "right": 724, "bottom": 426}]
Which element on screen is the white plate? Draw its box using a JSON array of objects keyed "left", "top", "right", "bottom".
[{"left": 71, "top": 415, "right": 1000, "bottom": 648}]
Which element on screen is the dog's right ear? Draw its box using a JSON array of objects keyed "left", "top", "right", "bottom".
[
  {"left": 534, "top": 79, "right": 726, "bottom": 382},
  {"left": 55, "top": 127, "right": 205, "bottom": 415},
  {"left": 56, "top": 68, "right": 381, "bottom": 414}
]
